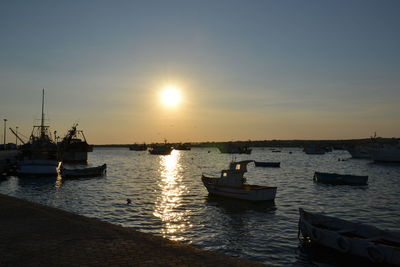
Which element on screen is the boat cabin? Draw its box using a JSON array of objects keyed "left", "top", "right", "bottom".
[{"left": 214, "top": 160, "right": 253, "bottom": 186}]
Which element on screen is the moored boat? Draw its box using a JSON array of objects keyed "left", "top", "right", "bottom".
[
  {"left": 303, "top": 146, "right": 325, "bottom": 155},
  {"left": 201, "top": 160, "right": 277, "bottom": 201},
  {"left": 174, "top": 143, "right": 191, "bottom": 150},
  {"left": 298, "top": 208, "right": 400, "bottom": 265},
  {"left": 57, "top": 124, "right": 92, "bottom": 163},
  {"left": 372, "top": 144, "right": 400, "bottom": 163},
  {"left": 346, "top": 146, "right": 373, "bottom": 159},
  {"left": 129, "top": 143, "right": 147, "bottom": 151},
  {"left": 313, "top": 171, "right": 368, "bottom": 185},
  {"left": 16, "top": 89, "right": 59, "bottom": 176},
  {"left": 254, "top": 161, "right": 280, "bottom": 168},
  {"left": 58, "top": 163, "right": 107, "bottom": 178},
  {"left": 217, "top": 143, "right": 252, "bottom": 154},
  {"left": 17, "top": 159, "right": 59, "bottom": 176},
  {"left": 149, "top": 141, "right": 173, "bottom": 155}
]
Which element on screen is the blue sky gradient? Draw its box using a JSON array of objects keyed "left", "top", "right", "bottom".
[{"left": 1, "top": 1, "right": 399, "bottom": 143}]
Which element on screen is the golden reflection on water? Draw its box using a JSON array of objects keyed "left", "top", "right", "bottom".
[
  {"left": 55, "top": 174, "right": 63, "bottom": 188},
  {"left": 153, "top": 150, "right": 192, "bottom": 241}
]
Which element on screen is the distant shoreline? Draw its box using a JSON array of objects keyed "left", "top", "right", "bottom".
[{"left": 93, "top": 137, "right": 399, "bottom": 148}]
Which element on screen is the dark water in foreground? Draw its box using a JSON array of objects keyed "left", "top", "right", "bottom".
[{"left": 1, "top": 147, "right": 400, "bottom": 266}]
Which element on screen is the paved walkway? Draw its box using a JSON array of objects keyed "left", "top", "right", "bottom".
[{"left": 0, "top": 194, "right": 266, "bottom": 266}]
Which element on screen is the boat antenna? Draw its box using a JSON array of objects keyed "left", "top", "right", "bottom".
[{"left": 41, "top": 88, "right": 45, "bottom": 138}]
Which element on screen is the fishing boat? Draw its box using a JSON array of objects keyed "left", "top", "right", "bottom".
[
  {"left": 57, "top": 123, "right": 92, "bottom": 163},
  {"left": 217, "top": 142, "right": 252, "bottom": 154},
  {"left": 129, "top": 143, "right": 147, "bottom": 151},
  {"left": 201, "top": 160, "right": 277, "bottom": 201},
  {"left": 58, "top": 163, "right": 107, "bottom": 178},
  {"left": 149, "top": 141, "right": 173, "bottom": 155},
  {"left": 17, "top": 159, "right": 59, "bottom": 176},
  {"left": 254, "top": 161, "right": 280, "bottom": 168},
  {"left": 303, "top": 146, "right": 325, "bottom": 155},
  {"left": 16, "top": 89, "right": 59, "bottom": 176},
  {"left": 372, "top": 144, "right": 400, "bottom": 163},
  {"left": 313, "top": 171, "right": 368, "bottom": 185},
  {"left": 174, "top": 143, "right": 191, "bottom": 150},
  {"left": 298, "top": 208, "right": 400, "bottom": 265}
]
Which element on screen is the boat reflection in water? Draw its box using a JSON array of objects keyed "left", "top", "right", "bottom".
[{"left": 153, "top": 150, "right": 192, "bottom": 242}]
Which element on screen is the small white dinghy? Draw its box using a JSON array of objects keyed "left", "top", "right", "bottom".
[
  {"left": 201, "top": 160, "right": 277, "bottom": 201},
  {"left": 298, "top": 208, "right": 400, "bottom": 265}
]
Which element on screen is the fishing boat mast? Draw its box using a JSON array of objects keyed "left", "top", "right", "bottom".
[{"left": 41, "top": 88, "right": 46, "bottom": 138}]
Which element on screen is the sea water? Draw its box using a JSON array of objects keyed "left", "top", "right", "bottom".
[{"left": 1, "top": 147, "right": 399, "bottom": 266}]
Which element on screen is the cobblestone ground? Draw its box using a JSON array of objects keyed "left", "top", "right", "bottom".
[{"left": 0, "top": 194, "right": 266, "bottom": 267}]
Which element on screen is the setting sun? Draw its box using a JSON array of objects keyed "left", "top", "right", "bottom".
[{"left": 160, "top": 86, "right": 182, "bottom": 107}]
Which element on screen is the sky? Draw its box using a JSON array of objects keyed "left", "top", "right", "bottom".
[{"left": 1, "top": 0, "right": 399, "bottom": 144}]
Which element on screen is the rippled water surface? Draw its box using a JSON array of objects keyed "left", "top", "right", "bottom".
[{"left": 1, "top": 147, "right": 400, "bottom": 266}]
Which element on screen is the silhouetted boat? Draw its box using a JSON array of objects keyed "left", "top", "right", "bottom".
[
  {"left": 201, "top": 160, "right": 277, "bottom": 201},
  {"left": 346, "top": 146, "right": 373, "bottom": 159},
  {"left": 313, "top": 171, "right": 368, "bottom": 185},
  {"left": 254, "top": 161, "right": 280, "bottom": 168},
  {"left": 217, "top": 143, "right": 252, "bottom": 154},
  {"left": 57, "top": 124, "right": 92, "bottom": 163},
  {"left": 299, "top": 208, "right": 400, "bottom": 265},
  {"left": 174, "top": 143, "right": 191, "bottom": 150},
  {"left": 303, "top": 146, "right": 325, "bottom": 155},
  {"left": 149, "top": 141, "right": 173, "bottom": 155},
  {"left": 58, "top": 163, "right": 107, "bottom": 178},
  {"left": 17, "top": 89, "right": 58, "bottom": 176},
  {"left": 17, "top": 159, "right": 59, "bottom": 176},
  {"left": 372, "top": 144, "right": 400, "bottom": 163},
  {"left": 129, "top": 143, "right": 147, "bottom": 151}
]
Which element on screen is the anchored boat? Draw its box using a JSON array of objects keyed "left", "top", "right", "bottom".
[
  {"left": 149, "top": 140, "right": 173, "bottom": 155},
  {"left": 372, "top": 144, "right": 400, "bottom": 163},
  {"left": 129, "top": 143, "right": 147, "bottom": 151},
  {"left": 58, "top": 163, "right": 107, "bottom": 178},
  {"left": 201, "top": 160, "right": 277, "bottom": 201},
  {"left": 17, "top": 89, "right": 58, "bottom": 176},
  {"left": 254, "top": 161, "right": 280, "bottom": 168},
  {"left": 313, "top": 171, "right": 368, "bottom": 185},
  {"left": 298, "top": 208, "right": 400, "bottom": 265},
  {"left": 57, "top": 124, "right": 92, "bottom": 163}
]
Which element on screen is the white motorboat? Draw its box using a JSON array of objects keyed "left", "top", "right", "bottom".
[
  {"left": 372, "top": 145, "right": 400, "bottom": 163},
  {"left": 201, "top": 160, "right": 277, "bottom": 201},
  {"left": 299, "top": 208, "right": 400, "bottom": 265},
  {"left": 346, "top": 146, "right": 374, "bottom": 159}
]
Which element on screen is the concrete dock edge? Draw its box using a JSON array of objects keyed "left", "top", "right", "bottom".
[{"left": 0, "top": 193, "right": 267, "bottom": 266}]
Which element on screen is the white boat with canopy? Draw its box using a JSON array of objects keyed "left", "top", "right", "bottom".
[{"left": 201, "top": 160, "right": 277, "bottom": 201}]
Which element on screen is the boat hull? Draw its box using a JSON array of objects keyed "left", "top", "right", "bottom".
[
  {"left": 372, "top": 146, "right": 400, "bottom": 163},
  {"left": 299, "top": 208, "right": 400, "bottom": 265},
  {"left": 254, "top": 161, "right": 280, "bottom": 167},
  {"left": 17, "top": 160, "right": 59, "bottom": 176},
  {"left": 60, "top": 164, "right": 107, "bottom": 178},
  {"left": 313, "top": 171, "right": 368, "bottom": 185},
  {"left": 346, "top": 146, "right": 373, "bottom": 159},
  {"left": 202, "top": 176, "right": 276, "bottom": 201}
]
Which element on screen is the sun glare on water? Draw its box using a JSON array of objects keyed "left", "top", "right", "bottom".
[{"left": 161, "top": 86, "right": 182, "bottom": 107}]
